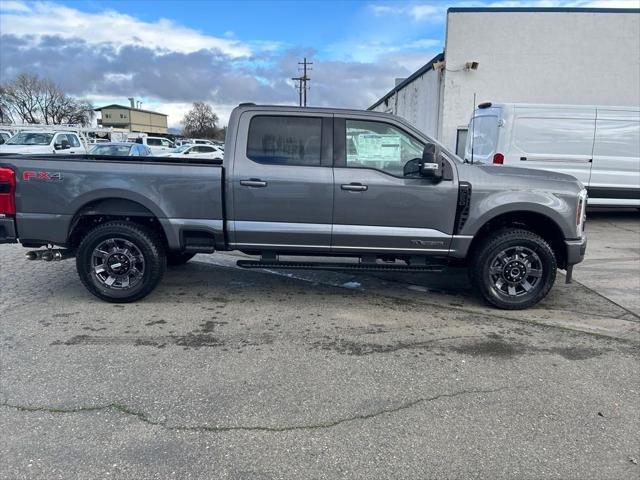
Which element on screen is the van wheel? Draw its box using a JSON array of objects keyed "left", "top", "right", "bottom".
[
  {"left": 167, "top": 252, "right": 196, "bottom": 266},
  {"left": 470, "top": 229, "right": 556, "bottom": 310},
  {"left": 76, "top": 221, "right": 166, "bottom": 303}
]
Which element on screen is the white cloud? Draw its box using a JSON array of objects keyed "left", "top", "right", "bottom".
[
  {"left": 0, "top": 1, "right": 252, "bottom": 56},
  {"left": 0, "top": 0, "right": 31, "bottom": 12}
]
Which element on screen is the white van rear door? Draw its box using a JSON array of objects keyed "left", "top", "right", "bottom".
[
  {"left": 590, "top": 108, "right": 640, "bottom": 205},
  {"left": 508, "top": 107, "right": 595, "bottom": 185}
]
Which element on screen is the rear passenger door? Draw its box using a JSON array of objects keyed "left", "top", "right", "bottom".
[
  {"left": 589, "top": 108, "right": 640, "bottom": 203},
  {"left": 231, "top": 111, "right": 334, "bottom": 250}
]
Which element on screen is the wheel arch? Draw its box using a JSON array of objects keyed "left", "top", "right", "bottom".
[
  {"left": 67, "top": 197, "right": 169, "bottom": 249},
  {"left": 467, "top": 210, "right": 568, "bottom": 269}
]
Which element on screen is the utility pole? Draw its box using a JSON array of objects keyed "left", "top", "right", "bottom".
[
  {"left": 292, "top": 57, "right": 312, "bottom": 107},
  {"left": 291, "top": 76, "right": 303, "bottom": 107}
]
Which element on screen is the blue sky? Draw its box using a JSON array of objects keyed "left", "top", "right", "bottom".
[{"left": 0, "top": 0, "right": 636, "bottom": 126}]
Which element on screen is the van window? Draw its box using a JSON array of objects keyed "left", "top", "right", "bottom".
[
  {"left": 593, "top": 119, "right": 640, "bottom": 158},
  {"left": 513, "top": 117, "right": 595, "bottom": 156},
  {"left": 247, "top": 115, "right": 322, "bottom": 166},
  {"left": 146, "top": 138, "right": 161, "bottom": 146},
  {"left": 466, "top": 115, "right": 498, "bottom": 159}
]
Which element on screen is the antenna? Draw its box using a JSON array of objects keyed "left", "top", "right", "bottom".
[{"left": 470, "top": 92, "right": 476, "bottom": 165}]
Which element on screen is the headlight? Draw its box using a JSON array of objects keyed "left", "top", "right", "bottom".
[{"left": 576, "top": 189, "right": 587, "bottom": 235}]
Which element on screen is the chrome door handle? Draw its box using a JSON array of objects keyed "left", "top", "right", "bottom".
[
  {"left": 341, "top": 183, "right": 368, "bottom": 192},
  {"left": 240, "top": 179, "right": 268, "bottom": 187}
]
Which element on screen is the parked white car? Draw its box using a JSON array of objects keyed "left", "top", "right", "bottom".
[
  {"left": 0, "top": 131, "right": 86, "bottom": 154},
  {"left": 128, "top": 135, "right": 175, "bottom": 155},
  {"left": 161, "top": 144, "right": 223, "bottom": 160},
  {"left": 465, "top": 103, "right": 640, "bottom": 207}
]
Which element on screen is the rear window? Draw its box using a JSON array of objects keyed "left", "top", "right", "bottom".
[{"left": 247, "top": 115, "right": 322, "bottom": 166}]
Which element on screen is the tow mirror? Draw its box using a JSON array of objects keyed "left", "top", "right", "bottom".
[
  {"left": 54, "top": 140, "right": 70, "bottom": 150},
  {"left": 419, "top": 143, "right": 442, "bottom": 180}
]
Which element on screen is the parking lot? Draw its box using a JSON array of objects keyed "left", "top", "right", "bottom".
[{"left": 0, "top": 210, "right": 638, "bottom": 479}]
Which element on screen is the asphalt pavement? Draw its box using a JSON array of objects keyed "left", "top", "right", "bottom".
[{"left": 0, "top": 211, "right": 638, "bottom": 479}]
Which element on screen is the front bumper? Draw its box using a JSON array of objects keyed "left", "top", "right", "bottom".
[
  {"left": 0, "top": 216, "right": 17, "bottom": 243},
  {"left": 565, "top": 234, "right": 587, "bottom": 266}
]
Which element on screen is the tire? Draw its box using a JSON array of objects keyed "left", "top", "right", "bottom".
[
  {"left": 76, "top": 221, "right": 166, "bottom": 303},
  {"left": 167, "top": 252, "right": 196, "bottom": 266},
  {"left": 470, "top": 228, "right": 557, "bottom": 310}
]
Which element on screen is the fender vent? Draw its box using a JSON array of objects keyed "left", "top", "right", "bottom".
[{"left": 454, "top": 182, "right": 472, "bottom": 234}]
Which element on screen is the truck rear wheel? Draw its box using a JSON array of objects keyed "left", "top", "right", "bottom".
[
  {"left": 76, "top": 221, "right": 166, "bottom": 303},
  {"left": 470, "top": 228, "right": 556, "bottom": 310}
]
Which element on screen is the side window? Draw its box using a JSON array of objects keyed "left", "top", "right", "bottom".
[
  {"left": 247, "top": 115, "right": 322, "bottom": 166},
  {"left": 200, "top": 146, "right": 214, "bottom": 153},
  {"left": 146, "top": 138, "right": 161, "bottom": 146},
  {"left": 345, "top": 119, "right": 423, "bottom": 176},
  {"left": 54, "top": 133, "right": 69, "bottom": 145},
  {"left": 513, "top": 117, "right": 595, "bottom": 156},
  {"left": 160, "top": 138, "right": 172, "bottom": 147},
  {"left": 68, "top": 134, "right": 81, "bottom": 147},
  {"left": 593, "top": 119, "right": 640, "bottom": 158}
]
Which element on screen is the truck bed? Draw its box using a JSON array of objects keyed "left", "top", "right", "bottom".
[{"left": 0, "top": 154, "right": 225, "bottom": 250}]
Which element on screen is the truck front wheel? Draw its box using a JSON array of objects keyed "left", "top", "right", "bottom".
[
  {"left": 76, "top": 221, "right": 166, "bottom": 303},
  {"left": 470, "top": 228, "right": 557, "bottom": 310}
]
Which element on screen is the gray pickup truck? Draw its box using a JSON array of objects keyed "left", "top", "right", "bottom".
[{"left": 0, "top": 104, "right": 587, "bottom": 309}]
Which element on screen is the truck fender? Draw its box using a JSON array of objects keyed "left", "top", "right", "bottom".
[{"left": 461, "top": 190, "right": 575, "bottom": 239}]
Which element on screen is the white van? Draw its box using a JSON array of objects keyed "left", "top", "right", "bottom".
[{"left": 465, "top": 103, "right": 640, "bottom": 207}]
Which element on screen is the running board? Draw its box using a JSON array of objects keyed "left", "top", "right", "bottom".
[{"left": 236, "top": 260, "right": 446, "bottom": 272}]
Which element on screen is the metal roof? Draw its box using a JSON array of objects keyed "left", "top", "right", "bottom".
[
  {"left": 368, "top": 52, "right": 444, "bottom": 111},
  {"left": 94, "top": 104, "right": 168, "bottom": 116},
  {"left": 448, "top": 6, "right": 640, "bottom": 13}
]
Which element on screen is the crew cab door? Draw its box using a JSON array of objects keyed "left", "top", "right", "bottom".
[
  {"left": 230, "top": 111, "right": 334, "bottom": 250},
  {"left": 332, "top": 117, "right": 458, "bottom": 254}
]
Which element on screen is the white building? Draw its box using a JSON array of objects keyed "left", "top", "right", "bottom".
[{"left": 369, "top": 7, "right": 640, "bottom": 156}]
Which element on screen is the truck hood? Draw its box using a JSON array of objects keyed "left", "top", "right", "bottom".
[
  {"left": 0, "top": 144, "right": 53, "bottom": 154},
  {"left": 473, "top": 165, "right": 580, "bottom": 184}
]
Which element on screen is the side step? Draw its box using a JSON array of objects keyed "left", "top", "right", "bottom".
[{"left": 236, "top": 260, "right": 446, "bottom": 272}]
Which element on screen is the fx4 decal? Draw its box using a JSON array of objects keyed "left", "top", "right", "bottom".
[{"left": 22, "top": 171, "right": 63, "bottom": 182}]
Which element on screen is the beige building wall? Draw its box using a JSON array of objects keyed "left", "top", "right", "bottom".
[{"left": 100, "top": 107, "right": 168, "bottom": 134}]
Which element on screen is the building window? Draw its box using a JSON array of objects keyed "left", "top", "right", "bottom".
[
  {"left": 120, "top": 113, "right": 127, "bottom": 119},
  {"left": 104, "top": 113, "right": 111, "bottom": 119},
  {"left": 456, "top": 128, "right": 468, "bottom": 157}
]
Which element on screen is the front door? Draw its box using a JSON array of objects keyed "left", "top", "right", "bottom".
[
  {"left": 231, "top": 111, "right": 334, "bottom": 250},
  {"left": 332, "top": 117, "right": 459, "bottom": 254}
]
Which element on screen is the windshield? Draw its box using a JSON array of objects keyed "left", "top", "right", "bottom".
[
  {"left": 89, "top": 145, "right": 132, "bottom": 156},
  {"left": 6, "top": 132, "right": 54, "bottom": 145}
]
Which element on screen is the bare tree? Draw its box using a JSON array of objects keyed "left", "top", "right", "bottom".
[
  {"left": 181, "top": 102, "right": 221, "bottom": 139},
  {"left": 0, "top": 73, "right": 94, "bottom": 126}
]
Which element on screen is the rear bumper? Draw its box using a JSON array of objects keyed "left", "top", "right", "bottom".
[
  {"left": 0, "top": 216, "right": 17, "bottom": 243},
  {"left": 565, "top": 234, "right": 587, "bottom": 266}
]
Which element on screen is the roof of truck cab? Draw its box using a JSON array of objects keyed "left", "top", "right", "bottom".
[{"left": 233, "top": 104, "right": 408, "bottom": 119}]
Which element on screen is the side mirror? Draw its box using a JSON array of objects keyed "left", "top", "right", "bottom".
[{"left": 419, "top": 143, "right": 442, "bottom": 180}]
